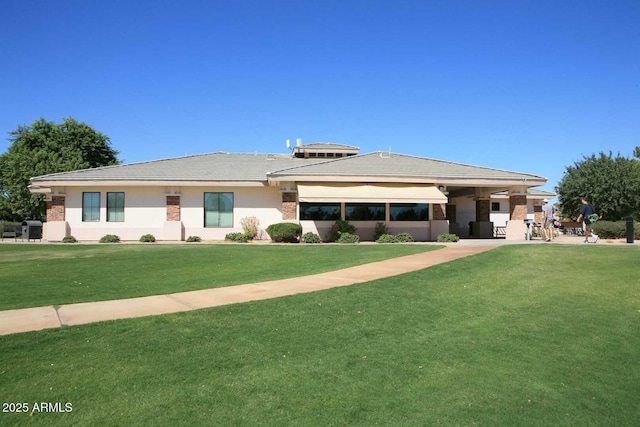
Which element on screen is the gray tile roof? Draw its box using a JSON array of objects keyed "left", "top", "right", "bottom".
[
  {"left": 271, "top": 152, "right": 546, "bottom": 181},
  {"left": 31, "top": 151, "right": 546, "bottom": 184},
  {"left": 31, "top": 153, "right": 322, "bottom": 182}
]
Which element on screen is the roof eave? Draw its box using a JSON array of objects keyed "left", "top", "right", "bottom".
[{"left": 29, "top": 179, "right": 268, "bottom": 189}]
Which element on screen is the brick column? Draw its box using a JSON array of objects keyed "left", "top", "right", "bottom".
[
  {"left": 509, "top": 195, "right": 528, "bottom": 220},
  {"left": 47, "top": 196, "right": 66, "bottom": 222},
  {"left": 533, "top": 204, "right": 543, "bottom": 223},
  {"left": 432, "top": 203, "right": 446, "bottom": 220},
  {"left": 166, "top": 196, "right": 180, "bottom": 221},
  {"left": 282, "top": 193, "right": 297, "bottom": 220},
  {"left": 476, "top": 199, "right": 490, "bottom": 222}
]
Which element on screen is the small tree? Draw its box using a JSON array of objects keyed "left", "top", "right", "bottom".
[
  {"left": 556, "top": 151, "right": 640, "bottom": 221},
  {"left": 0, "top": 118, "right": 120, "bottom": 221}
]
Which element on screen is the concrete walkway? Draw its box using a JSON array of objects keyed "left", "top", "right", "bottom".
[{"left": 0, "top": 244, "right": 495, "bottom": 336}]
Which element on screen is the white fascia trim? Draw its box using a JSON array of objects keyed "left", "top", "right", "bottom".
[{"left": 29, "top": 180, "right": 268, "bottom": 187}]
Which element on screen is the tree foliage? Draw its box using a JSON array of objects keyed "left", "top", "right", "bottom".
[
  {"left": 556, "top": 150, "right": 640, "bottom": 221},
  {"left": 0, "top": 118, "right": 120, "bottom": 221}
]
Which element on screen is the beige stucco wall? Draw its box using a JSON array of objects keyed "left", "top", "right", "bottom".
[
  {"left": 53, "top": 185, "right": 283, "bottom": 241},
  {"left": 181, "top": 186, "right": 282, "bottom": 240}
]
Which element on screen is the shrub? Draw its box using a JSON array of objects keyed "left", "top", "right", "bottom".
[
  {"left": 99, "top": 234, "right": 120, "bottom": 243},
  {"left": 395, "top": 232, "right": 415, "bottom": 243},
  {"left": 240, "top": 216, "right": 260, "bottom": 240},
  {"left": 327, "top": 219, "right": 356, "bottom": 242},
  {"left": 139, "top": 234, "right": 156, "bottom": 243},
  {"left": 266, "top": 222, "right": 303, "bottom": 243},
  {"left": 225, "top": 232, "right": 249, "bottom": 243},
  {"left": 61, "top": 235, "right": 78, "bottom": 243},
  {"left": 376, "top": 234, "right": 397, "bottom": 243},
  {"left": 592, "top": 220, "right": 640, "bottom": 239},
  {"left": 186, "top": 235, "right": 201, "bottom": 242},
  {"left": 437, "top": 233, "right": 460, "bottom": 242},
  {"left": 336, "top": 232, "right": 360, "bottom": 243},
  {"left": 374, "top": 222, "right": 389, "bottom": 241},
  {"left": 301, "top": 232, "right": 322, "bottom": 244}
]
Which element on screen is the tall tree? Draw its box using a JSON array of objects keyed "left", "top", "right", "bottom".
[
  {"left": 0, "top": 118, "right": 120, "bottom": 221},
  {"left": 556, "top": 151, "right": 640, "bottom": 221}
]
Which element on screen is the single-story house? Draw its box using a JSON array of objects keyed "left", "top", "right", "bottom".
[{"left": 29, "top": 143, "right": 548, "bottom": 242}]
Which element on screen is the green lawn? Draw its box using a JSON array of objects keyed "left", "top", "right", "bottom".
[
  {"left": 0, "top": 243, "right": 439, "bottom": 310},
  {"left": 1, "top": 245, "right": 639, "bottom": 426}
]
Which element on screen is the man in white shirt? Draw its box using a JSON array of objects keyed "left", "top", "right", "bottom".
[{"left": 541, "top": 199, "right": 555, "bottom": 242}]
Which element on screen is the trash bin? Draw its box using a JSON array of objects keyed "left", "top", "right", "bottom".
[
  {"left": 626, "top": 216, "right": 634, "bottom": 244},
  {"left": 22, "top": 220, "right": 43, "bottom": 241}
]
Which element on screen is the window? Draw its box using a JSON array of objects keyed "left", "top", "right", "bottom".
[
  {"left": 300, "top": 203, "right": 341, "bottom": 220},
  {"left": 204, "top": 192, "right": 234, "bottom": 227},
  {"left": 107, "top": 192, "right": 125, "bottom": 222},
  {"left": 390, "top": 203, "right": 429, "bottom": 221},
  {"left": 82, "top": 192, "right": 100, "bottom": 222},
  {"left": 491, "top": 202, "right": 501, "bottom": 211},
  {"left": 345, "top": 203, "right": 385, "bottom": 221}
]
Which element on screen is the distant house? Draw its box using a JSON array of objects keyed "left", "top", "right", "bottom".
[{"left": 29, "top": 143, "right": 547, "bottom": 241}]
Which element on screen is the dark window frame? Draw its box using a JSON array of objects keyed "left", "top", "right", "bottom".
[
  {"left": 300, "top": 203, "right": 341, "bottom": 221},
  {"left": 345, "top": 203, "right": 386, "bottom": 221},
  {"left": 82, "top": 192, "right": 100, "bottom": 222},
  {"left": 390, "top": 203, "right": 429, "bottom": 221},
  {"left": 107, "top": 192, "right": 125, "bottom": 222},
  {"left": 204, "top": 192, "right": 234, "bottom": 228}
]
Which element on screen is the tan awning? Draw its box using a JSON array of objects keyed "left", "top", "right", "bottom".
[{"left": 297, "top": 183, "right": 448, "bottom": 204}]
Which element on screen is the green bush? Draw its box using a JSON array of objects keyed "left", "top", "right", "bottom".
[
  {"left": 376, "top": 234, "right": 397, "bottom": 243},
  {"left": 301, "top": 232, "right": 322, "bottom": 244},
  {"left": 139, "top": 234, "right": 156, "bottom": 243},
  {"left": 374, "top": 222, "right": 388, "bottom": 241},
  {"left": 437, "top": 233, "right": 460, "bottom": 242},
  {"left": 395, "top": 232, "right": 415, "bottom": 243},
  {"left": 186, "top": 235, "right": 201, "bottom": 242},
  {"left": 266, "top": 223, "right": 303, "bottom": 243},
  {"left": 592, "top": 220, "right": 640, "bottom": 239},
  {"left": 99, "top": 234, "right": 120, "bottom": 243},
  {"left": 336, "top": 232, "right": 360, "bottom": 243},
  {"left": 61, "top": 235, "right": 78, "bottom": 243},
  {"left": 327, "top": 219, "right": 356, "bottom": 242},
  {"left": 225, "top": 232, "right": 249, "bottom": 243}
]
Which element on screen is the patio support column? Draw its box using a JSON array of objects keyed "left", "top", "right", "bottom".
[
  {"left": 506, "top": 186, "right": 528, "bottom": 240},
  {"left": 471, "top": 189, "right": 493, "bottom": 238},
  {"left": 533, "top": 204, "right": 543, "bottom": 224}
]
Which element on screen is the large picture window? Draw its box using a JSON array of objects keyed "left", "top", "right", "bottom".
[
  {"left": 300, "top": 203, "right": 341, "bottom": 220},
  {"left": 107, "top": 192, "right": 125, "bottom": 222},
  {"left": 345, "top": 203, "right": 385, "bottom": 221},
  {"left": 204, "top": 192, "right": 234, "bottom": 227},
  {"left": 390, "top": 203, "right": 429, "bottom": 221},
  {"left": 82, "top": 192, "right": 100, "bottom": 222}
]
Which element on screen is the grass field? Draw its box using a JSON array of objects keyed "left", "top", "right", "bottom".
[
  {"left": 0, "top": 243, "right": 438, "bottom": 310},
  {"left": 1, "top": 244, "right": 639, "bottom": 426}
]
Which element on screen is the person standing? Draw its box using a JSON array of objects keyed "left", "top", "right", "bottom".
[
  {"left": 576, "top": 196, "right": 599, "bottom": 243},
  {"left": 541, "top": 199, "right": 555, "bottom": 242}
]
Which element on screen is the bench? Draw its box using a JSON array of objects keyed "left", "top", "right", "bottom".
[{"left": 1, "top": 225, "right": 19, "bottom": 241}]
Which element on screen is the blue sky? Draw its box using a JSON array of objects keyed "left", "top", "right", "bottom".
[{"left": 1, "top": 1, "right": 639, "bottom": 195}]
